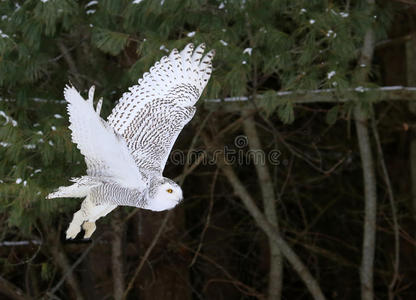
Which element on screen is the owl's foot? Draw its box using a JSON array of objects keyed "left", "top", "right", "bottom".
[
  {"left": 66, "top": 209, "right": 85, "bottom": 239},
  {"left": 82, "top": 221, "right": 96, "bottom": 239},
  {"left": 66, "top": 221, "right": 81, "bottom": 239}
]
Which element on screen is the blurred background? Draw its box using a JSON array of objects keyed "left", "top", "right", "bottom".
[{"left": 1, "top": 0, "right": 416, "bottom": 299}]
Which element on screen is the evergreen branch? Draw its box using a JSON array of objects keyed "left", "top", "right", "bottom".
[
  {"left": 204, "top": 86, "right": 416, "bottom": 108},
  {"left": 2, "top": 86, "right": 416, "bottom": 107}
]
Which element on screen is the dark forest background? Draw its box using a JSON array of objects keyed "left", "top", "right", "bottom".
[{"left": 1, "top": 0, "right": 416, "bottom": 299}]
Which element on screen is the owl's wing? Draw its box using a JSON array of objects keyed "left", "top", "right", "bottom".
[
  {"left": 64, "top": 85, "right": 144, "bottom": 188},
  {"left": 107, "top": 43, "right": 214, "bottom": 175}
]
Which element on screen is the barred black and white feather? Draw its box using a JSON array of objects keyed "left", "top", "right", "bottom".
[{"left": 108, "top": 43, "right": 215, "bottom": 174}]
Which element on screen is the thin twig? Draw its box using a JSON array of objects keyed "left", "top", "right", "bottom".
[
  {"left": 175, "top": 111, "right": 213, "bottom": 186},
  {"left": 174, "top": 152, "right": 207, "bottom": 185},
  {"left": 43, "top": 223, "right": 84, "bottom": 300},
  {"left": 189, "top": 168, "right": 218, "bottom": 266},
  {"left": 57, "top": 40, "right": 83, "bottom": 89},
  {"left": 48, "top": 235, "right": 102, "bottom": 296},
  {"left": 122, "top": 210, "right": 172, "bottom": 300},
  {"left": 111, "top": 211, "right": 125, "bottom": 300},
  {"left": 371, "top": 116, "right": 400, "bottom": 300},
  {"left": 0, "top": 276, "right": 30, "bottom": 300},
  {"left": 6, "top": 224, "right": 43, "bottom": 266},
  {"left": 202, "top": 132, "right": 326, "bottom": 300},
  {"left": 178, "top": 242, "right": 264, "bottom": 299},
  {"left": 49, "top": 38, "right": 88, "bottom": 63},
  {"left": 204, "top": 279, "right": 265, "bottom": 299}
]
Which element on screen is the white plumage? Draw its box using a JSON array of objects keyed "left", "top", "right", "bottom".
[{"left": 47, "top": 43, "right": 214, "bottom": 239}]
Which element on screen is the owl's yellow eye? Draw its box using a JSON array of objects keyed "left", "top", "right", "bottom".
[{"left": 167, "top": 188, "right": 173, "bottom": 194}]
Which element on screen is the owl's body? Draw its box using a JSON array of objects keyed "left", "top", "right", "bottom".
[{"left": 47, "top": 44, "right": 214, "bottom": 239}]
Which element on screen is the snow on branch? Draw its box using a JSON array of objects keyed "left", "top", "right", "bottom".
[
  {"left": 205, "top": 86, "right": 416, "bottom": 104},
  {"left": 0, "top": 110, "right": 17, "bottom": 126},
  {"left": 0, "top": 240, "right": 41, "bottom": 246},
  {"left": 2, "top": 86, "right": 416, "bottom": 109}
]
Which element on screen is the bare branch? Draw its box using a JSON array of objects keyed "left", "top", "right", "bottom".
[
  {"left": 0, "top": 276, "right": 30, "bottom": 300},
  {"left": 204, "top": 86, "right": 416, "bottom": 112},
  {"left": 48, "top": 234, "right": 101, "bottom": 298},
  {"left": 122, "top": 210, "right": 172, "bottom": 300},
  {"left": 178, "top": 242, "right": 264, "bottom": 299},
  {"left": 371, "top": 116, "right": 400, "bottom": 300},
  {"left": 242, "top": 111, "right": 283, "bottom": 300},
  {"left": 203, "top": 133, "right": 326, "bottom": 300},
  {"left": 353, "top": 3, "right": 377, "bottom": 298},
  {"left": 112, "top": 211, "right": 125, "bottom": 300},
  {"left": 56, "top": 40, "right": 83, "bottom": 89},
  {"left": 189, "top": 168, "right": 218, "bottom": 267}
]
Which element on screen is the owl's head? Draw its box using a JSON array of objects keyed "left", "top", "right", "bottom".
[{"left": 146, "top": 177, "right": 183, "bottom": 211}]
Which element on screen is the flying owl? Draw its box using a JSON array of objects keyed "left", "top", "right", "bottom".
[{"left": 47, "top": 43, "right": 214, "bottom": 239}]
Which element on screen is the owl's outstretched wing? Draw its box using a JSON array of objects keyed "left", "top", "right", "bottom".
[
  {"left": 107, "top": 43, "right": 214, "bottom": 175},
  {"left": 64, "top": 85, "right": 144, "bottom": 188}
]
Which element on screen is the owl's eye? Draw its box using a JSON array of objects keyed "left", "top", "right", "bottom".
[{"left": 166, "top": 188, "right": 173, "bottom": 193}]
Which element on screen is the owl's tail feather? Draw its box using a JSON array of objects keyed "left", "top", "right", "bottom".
[
  {"left": 46, "top": 176, "right": 101, "bottom": 199},
  {"left": 47, "top": 184, "right": 88, "bottom": 199}
]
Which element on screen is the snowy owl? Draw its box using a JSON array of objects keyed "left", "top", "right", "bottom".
[{"left": 47, "top": 43, "right": 214, "bottom": 239}]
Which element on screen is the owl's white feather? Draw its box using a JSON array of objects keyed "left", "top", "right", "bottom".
[
  {"left": 48, "top": 43, "right": 214, "bottom": 239},
  {"left": 108, "top": 43, "right": 215, "bottom": 174},
  {"left": 64, "top": 85, "right": 144, "bottom": 188}
]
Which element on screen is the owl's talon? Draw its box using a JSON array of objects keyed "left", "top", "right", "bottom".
[
  {"left": 82, "top": 221, "right": 96, "bottom": 239},
  {"left": 66, "top": 229, "right": 80, "bottom": 239},
  {"left": 66, "top": 222, "right": 81, "bottom": 239}
]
